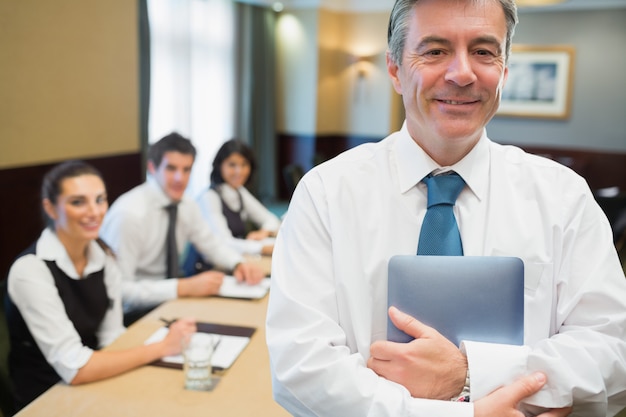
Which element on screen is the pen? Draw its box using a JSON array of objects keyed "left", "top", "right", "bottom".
[
  {"left": 159, "top": 317, "right": 176, "bottom": 327},
  {"left": 212, "top": 335, "right": 222, "bottom": 351}
]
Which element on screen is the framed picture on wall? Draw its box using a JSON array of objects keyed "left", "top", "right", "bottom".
[{"left": 497, "top": 45, "right": 575, "bottom": 119}]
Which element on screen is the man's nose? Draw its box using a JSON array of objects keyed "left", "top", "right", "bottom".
[{"left": 444, "top": 53, "right": 477, "bottom": 87}]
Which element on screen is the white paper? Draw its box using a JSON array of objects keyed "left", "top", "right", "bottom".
[
  {"left": 145, "top": 327, "right": 250, "bottom": 369},
  {"left": 218, "top": 276, "right": 271, "bottom": 299}
]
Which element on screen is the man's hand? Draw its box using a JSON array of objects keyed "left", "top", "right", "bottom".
[
  {"left": 233, "top": 262, "right": 265, "bottom": 285},
  {"left": 367, "top": 306, "right": 467, "bottom": 400},
  {"left": 177, "top": 270, "right": 225, "bottom": 297},
  {"left": 246, "top": 230, "right": 273, "bottom": 240},
  {"left": 475, "top": 373, "right": 572, "bottom": 417}
]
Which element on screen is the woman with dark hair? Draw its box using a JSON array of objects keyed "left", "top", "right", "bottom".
[
  {"left": 4, "top": 160, "right": 196, "bottom": 412},
  {"left": 196, "top": 139, "right": 280, "bottom": 257}
]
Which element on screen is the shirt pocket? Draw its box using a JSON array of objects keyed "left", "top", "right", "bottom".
[{"left": 490, "top": 248, "right": 550, "bottom": 295}]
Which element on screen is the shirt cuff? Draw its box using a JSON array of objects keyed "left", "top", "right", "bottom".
[
  {"left": 56, "top": 346, "right": 93, "bottom": 384},
  {"left": 461, "top": 340, "right": 529, "bottom": 400},
  {"left": 121, "top": 279, "right": 178, "bottom": 313},
  {"left": 229, "top": 255, "right": 245, "bottom": 271},
  {"left": 162, "top": 278, "right": 178, "bottom": 299},
  {"left": 244, "top": 240, "right": 264, "bottom": 255}
]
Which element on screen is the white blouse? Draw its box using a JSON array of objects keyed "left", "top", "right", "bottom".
[
  {"left": 7, "top": 229, "right": 125, "bottom": 384},
  {"left": 196, "top": 184, "right": 280, "bottom": 255}
]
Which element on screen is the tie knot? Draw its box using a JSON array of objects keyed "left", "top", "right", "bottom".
[
  {"left": 165, "top": 203, "right": 178, "bottom": 213},
  {"left": 423, "top": 172, "right": 465, "bottom": 208}
]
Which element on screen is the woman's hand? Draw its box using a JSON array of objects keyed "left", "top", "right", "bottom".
[
  {"left": 161, "top": 317, "right": 197, "bottom": 357},
  {"left": 261, "top": 244, "right": 274, "bottom": 256}
]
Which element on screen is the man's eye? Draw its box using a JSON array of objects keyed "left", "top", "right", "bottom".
[{"left": 69, "top": 199, "right": 84, "bottom": 206}]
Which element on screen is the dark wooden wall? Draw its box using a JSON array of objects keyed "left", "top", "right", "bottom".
[
  {"left": 277, "top": 133, "right": 626, "bottom": 193},
  {"left": 276, "top": 133, "right": 626, "bottom": 229},
  {"left": 519, "top": 145, "right": 626, "bottom": 229},
  {"left": 0, "top": 153, "right": 143, "bottom": 283},
  {"left": 276, "top": 133, "right": 381, "bottom": 199},
  {"left": 3, "top": 141, "right": 624, "bottom": 280},
  {"left": 518, "top": 145, "right": 626, "bottom": 191}
]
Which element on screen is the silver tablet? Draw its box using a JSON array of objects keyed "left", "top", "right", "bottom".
[{"left": 387, "top": 255, "right": 524, "bottom": 346}]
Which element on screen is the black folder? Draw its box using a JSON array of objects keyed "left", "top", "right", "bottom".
[{"left": 150, "top": 321, "right": 256, "bottom": 372}]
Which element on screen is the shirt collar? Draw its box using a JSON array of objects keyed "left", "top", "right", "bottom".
[
  {"left": 394, "top": 123, "right": 490, "bottom": 201},
  {"left": 37, "top": 228, "right": 107, "bottom": 279},
  {"left": 216, "top": 183, "right": 239, "bottom": 194},
  {"left": 146, "top": 176, "right": 177, "bottom": 207}
]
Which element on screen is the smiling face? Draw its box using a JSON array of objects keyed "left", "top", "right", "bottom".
[
  {"left": 387, "top": 0, "right": 509, "bottom": 165},
  {"left": 43, "top": 174, "right": 108, "bottom": 245},
  {"left": 148, "top": 151, "right": 194, "bottom": 202},
  {"left": 220, "top": 152, "right": 251, "bottom": 189}
]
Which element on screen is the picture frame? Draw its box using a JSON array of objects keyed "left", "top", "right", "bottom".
[{"left": 497, "top": 45, "right": 575, "bottom": 119}]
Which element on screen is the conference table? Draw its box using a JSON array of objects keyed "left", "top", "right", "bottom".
[{"left": 15, "top": 256, "right": 290, "bottom": 417}]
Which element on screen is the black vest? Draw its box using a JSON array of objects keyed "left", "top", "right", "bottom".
[
  {"left": 4, "top": 241, "right": 110, "bottom": 411},
  {"left": 213, "top": 185, "right": 247, "bottom": 238}
]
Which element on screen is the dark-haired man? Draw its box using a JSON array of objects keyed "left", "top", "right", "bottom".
[{"left": 102, "top": 133, "right": 264, "bottom": 323}]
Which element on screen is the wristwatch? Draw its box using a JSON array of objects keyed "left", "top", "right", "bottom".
[{"left": 451, "top": 369, "right": 471, "bottom": 402}]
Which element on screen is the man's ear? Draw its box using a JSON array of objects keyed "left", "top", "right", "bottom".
[
  {"left": 42, "top": 199, "right": 57, "bottom": 222},
  {"left": 147, "top": 160, "right": 156, "bottom": 175},
  {"left": 502, "top": 65, "right": 509, "bottom": 88},
  {"left": 387, "top": 52, "right": 403, "bottom": 95}
]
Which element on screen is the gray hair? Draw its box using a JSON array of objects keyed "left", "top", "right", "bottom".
[{"left": 387, "top": 0, "right": 518, "bottom": 65}]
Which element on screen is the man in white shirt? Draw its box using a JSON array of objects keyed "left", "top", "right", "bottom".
[
  {"left": 266, "top": 0, "right": 626, "bottom": 416},
  {"left": 101, "top": 133, "right": 264, "bottom": 322}
]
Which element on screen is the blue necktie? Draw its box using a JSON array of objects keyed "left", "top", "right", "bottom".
[{"left": 417, "top": 172, "right": 466, "bottom": 256}]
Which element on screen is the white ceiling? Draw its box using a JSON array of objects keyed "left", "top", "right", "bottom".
[{"left": 238, "top": 0, "right": 626, "bottom": 13}]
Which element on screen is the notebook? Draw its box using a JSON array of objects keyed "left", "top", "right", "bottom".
[
  {"left": 217, "top": 276, "right": 271, "bottom": 300},
  {"left": 387, "top": 255, "right": 524, "bottom": 347},
  {"left": 147, "top": 321, "right": 256, "bottom": 372}
]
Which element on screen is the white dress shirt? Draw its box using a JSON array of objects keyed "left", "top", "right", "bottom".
[
  {"left": 196, "top": 184, "right": 280, "bottom": 255},
  {"left": 266, "top": 124, "right": 626, "bottom": 417},
  {"left": 7, "top": 229, "right": 125, "bottom": 384},
  {"left": 100, "top": 177, "right": 243, "bottom": 312}
]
